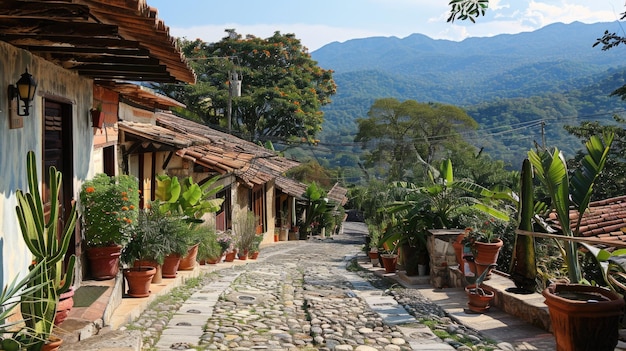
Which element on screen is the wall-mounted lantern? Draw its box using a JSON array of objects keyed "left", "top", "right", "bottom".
[{"left": 8, "top": 68, "right": 37, "bottom": 116}]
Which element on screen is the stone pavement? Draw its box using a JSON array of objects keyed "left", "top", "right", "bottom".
[{"left": 62, "top": 221, "right": 565, "bottom": 350}]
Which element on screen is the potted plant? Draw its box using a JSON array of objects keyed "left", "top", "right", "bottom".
[
  {"left": 120, "top": 208, "right": 178, "bottom": 296},
  {"left": 461, "top": 218, "right": 505, "bottom": 278},
  {"left": 249, "top": 234, "right": 263, "bottom": 260},
  {"left": 523, "top": 133, "right": 624, "bottom": 351},
  {"left": 217, "top": 230, "right": 237, "bottom": 262},
  {"left": 379, "top": 238, "right": 399, "bottom": 274},
  {"left": 197, "top": 227, "right": 223, "bottom": 264},
  {"left": 15, "top": 151, "right": 77, "bottom": 350},
  {"left": 465, "top": 263, "right": 497, "bottom": 313},
  {"left": 154, "top": 174, "right": 223, "bottom": 269},
  {"left": 90, "top": 103, "right": 104, "bottom": 129},
  {"left": 80, "top": 173, "right": 139, "bottom": 280},
  {"left": 234, "top": 210, "right": 257, "bottom": 260}
]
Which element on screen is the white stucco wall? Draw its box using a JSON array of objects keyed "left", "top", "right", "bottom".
[{"left": 0, "top": 42, "right": 96, "bottom": 288}]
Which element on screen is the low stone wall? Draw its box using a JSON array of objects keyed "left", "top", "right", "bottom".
[{"left": 484, "top": 272, "right": 552, "bottom": 332}]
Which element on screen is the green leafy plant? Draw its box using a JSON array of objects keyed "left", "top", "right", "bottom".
[
  {"left": 196, "top": 227, "right": 222, "bottom": 261},
  {"left": 80, "top": 173, "right": 139, "bottom": 247},
  {"left": 462, "top": 218, "right": 505, "bottom": 244},
  {"left": 0, "top": 261, "right": 47, "bottom": 351},
  {"left": 155, "top": 174, "right": 223, "bottom": 221},
  {"left": 249, "top": 234, "right": 263, "bottom": 254},
  {"left": 121, "top": 207, "right": 188, "bottom": 265},
  {"left": 526, "top": 133, "right": 613, "bottom": 284}
]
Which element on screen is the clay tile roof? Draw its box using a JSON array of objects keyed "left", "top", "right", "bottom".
[
  {"left": 547, "top": 195, "right": 626, "bottom": 247},
  {"left": 327, "top": 183, "right": 348, "bottom": 206},
  {"left": 275, "top": 176, "right": 307, "bottom": 200},
  {"left": 118, "top": 120, "right": 206, "bottom": 149},
  {"left": 156, "top": 112, "right": 299, "bottom": 187},
  {"left": 0, "top": 0, "right": 195, "bottom": 83}
]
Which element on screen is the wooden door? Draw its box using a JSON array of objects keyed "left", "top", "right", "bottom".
[{"left": 44, "top": 100, "right": 75, "bottom": 256}]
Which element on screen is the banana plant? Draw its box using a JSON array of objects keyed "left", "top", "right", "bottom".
[
  {"left": 15, "top": 151, "right": 77, "bottom": 350},
  {"left": 527, "top": 133, "right": 613, "bottom": 284},
  {"left": 155, "top": 174, "right": 224, "bottom": 220}
]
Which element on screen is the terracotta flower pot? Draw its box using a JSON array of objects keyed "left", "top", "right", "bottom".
[
  {"left": 543, "top": 284, "right": 625, "bottom": 351},
  {"left": 91, "top": 109, "right": 105, "bottom": 129},
  {"left": 224, "top": 250, "right": 237, "bottom": 262},
  {"left": 86, "top": 245, "right": 122, "bottom": 280},
  {"left": 178, "top": 243, "right": 199, "bottom": 270},
  {"left": 238, "top": 249, "right": 249, "bottom": 260},
  {"left": 54, "top": 287, "right": 74, "bottom": 325},
  {"left": 205, "top": 255, "right": 223, "bottom": 264},
  {"left": 162, "top": 254, "right": 181, "bottom": 278},
  {"left": 472, "top": 239, "right": 503, "bottom": 265},
  {"left": 134, "top": 260, "right": 162, "bottom": 283},
  {"left": 42, "top": 336, "right": 63, "bottom": 351},
  {"left": 381, "top": 254, "right": 398, "bottom": 274},
  {"left": 123, "top": 266, "right": 156, "bottom": 298},
  {"left": 465, "top": 284, "right": 494, "bottom": 313},
  {"left": 249, "top": 251, "right": 259, "bottom": 260}
]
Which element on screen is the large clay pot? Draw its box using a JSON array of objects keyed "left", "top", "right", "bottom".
[
  {"left": 162, "top": 254, "right": 181, "bottom": 278},
  {"left": 86, "top": 245, "right": 122, "bottom": 280},
  {"left": 543, "top": 284, "right": 625, "bottom": 351},
  {"left": 473, "top": 239, "right": 503, "bottom": 265},
  {"left": 123, "top": 266, "right": 156, "bottom": 298},
  {"left": 238, "top": 249, "right": 249, "bottom": 260},
  {"left": 179, "top": 243, "right": 199, "bottom": 270},
  {"left": 465, "top": 284, "right": 494, "bottom": 313},
  {"left": 134, "top": 260, "right": 162, "bottom": 283},
  {"left": 54, "top": 287, "right": 74, "bottom": 325},
  {"left": 381, "top": 254, "right": 398, "bottom": 274}
]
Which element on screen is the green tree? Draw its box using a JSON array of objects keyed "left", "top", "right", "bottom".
[
  {"left": 156, "top": 30, "right": 336, "bottom": 143},
  {"left": 564, "top": 117, "right": 626, "bottom": 200},
  {"left": 354, "top": 98, "right": 478, "bottom": 181}
]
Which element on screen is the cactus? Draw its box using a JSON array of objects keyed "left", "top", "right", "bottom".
[
  {"left": 15, "top": 151, "right": 77, "bottom": 350},
  {"left": 509, "top": 158, "right": 537, "bottom": 292}
]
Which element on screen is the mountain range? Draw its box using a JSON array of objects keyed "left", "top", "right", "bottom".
[{"left": 306, "top": 21, "right": 626, "bottom": 177}]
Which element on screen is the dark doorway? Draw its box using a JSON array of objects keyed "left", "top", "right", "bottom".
[{"left": 43, "top": 99, "right": 76, "bottom": 258}]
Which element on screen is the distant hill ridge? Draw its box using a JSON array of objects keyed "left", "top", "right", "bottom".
[{"left": 308, "top": 21, "right": 626, "bottom": 170}]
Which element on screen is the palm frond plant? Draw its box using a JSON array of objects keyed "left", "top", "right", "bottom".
[{"left": 522, "top": 133, "right": 624, "bottom": 351}]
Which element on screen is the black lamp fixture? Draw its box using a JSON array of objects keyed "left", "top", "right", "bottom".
[{"left": 8, "top": 68, "right": 37, "bottom": 116}]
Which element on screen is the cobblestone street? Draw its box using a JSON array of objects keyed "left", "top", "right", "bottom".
[{"left": 121, "top": 222, "right": 516, "bottom": 351}]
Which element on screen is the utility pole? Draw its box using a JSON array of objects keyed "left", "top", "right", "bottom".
[
  {"left": 541, "top": 121, "right": 546, "bottom": 149},
  {"left": 227, "top": 70, "right": 242, "bottom": 133}
]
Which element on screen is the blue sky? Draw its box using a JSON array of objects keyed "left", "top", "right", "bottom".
[{"left": 148, "top": 0, "right": 626, "bottom": 51}]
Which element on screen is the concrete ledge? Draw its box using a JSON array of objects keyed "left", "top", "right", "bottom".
[
  {"left": 59, "top": 330, "right": 142, "bottom": 351},
  {"left": 359, "top": 256, "right": 552, "bottom": 333},
  {"left": 483, "top": 273, "right": 551, "bottom": 332}
]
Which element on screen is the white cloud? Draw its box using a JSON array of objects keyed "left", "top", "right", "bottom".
[{"left": 170, "top": 24, "right": 387, "bottom": 51}]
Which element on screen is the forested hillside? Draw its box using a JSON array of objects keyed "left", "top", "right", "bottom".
[{"left": 295, "top": 21, "right": 626, "bottom": 181}]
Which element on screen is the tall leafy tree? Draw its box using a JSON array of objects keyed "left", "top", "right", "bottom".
[
  {"left": 354, "top": 98, "right": 478, "bottom": 181},
  {"left": 156, "top": 30, "right": 336, "bottom": 143}
]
